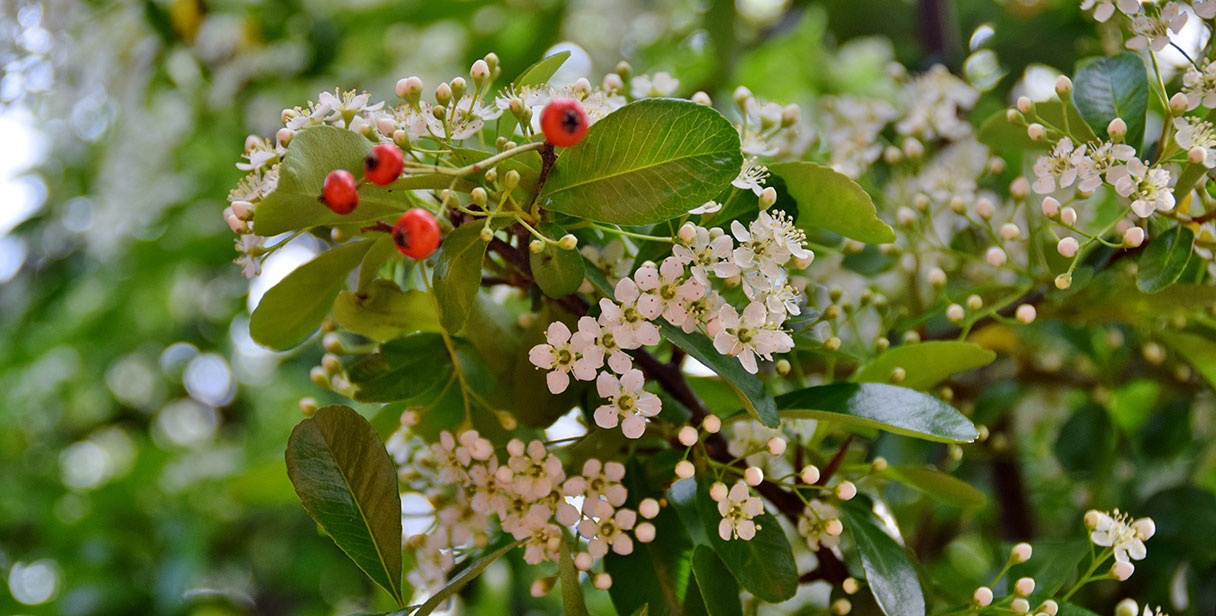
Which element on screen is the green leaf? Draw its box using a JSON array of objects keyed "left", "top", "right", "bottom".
[
  {"left": 776, "top": 383, "right": 978, "bottom": 443},
  {"left": 1137, "top": 224, "right": 1194, "bottom": 293},
  {"left": 496, "top": 51, "right": 571, "bottom": 138},
  {"left": 250, "top": 240, "right": 373, "bottom": 350},
  {"left": 1161, "top": 328, "right": 1216, "bottom": 388},
  {"left": 530, "top": 221, "right": 586, "bottom": 298},
  {"left": 690, "top": 545, "right": 743, "bottom": 616},
  {"left": 977, "top": 101, "right": 1096, "bottom": 153},
  {"left": 332, "top": 280, "right": 440, "bottom": 342},
  {"left": 254, "top": 126, "right": 459, "bottom": 236},
  {"left": 285, "top": 406, "right": 404, "bottom": 606},
  {"left": 883, "top": 465, "right": 986, "bottom": 509},
  {"left": 696, "top": 480, "right": 797, "bottom": 603},
  {"left": 538, "top": 99, "right": 742, "bottom": 225},
  {"left": 769, "top": 161, "right": 895, "bottom": 244},
  {"left": 1072, "top": 52, "right": 1149, "bottom": 149},
  {"left": 358, "top": 234, "right": 400, "bottom": 291},
  {"left": 414, "top": 540, "right": 523, "bottom": 616},
  {"left": 840, "top": 500, "right": 925, "bottom": 616},
  {"left": 346, "top": 333, "right": 453, "bottom": 403},
  {"left": 1007, "top": 540, "right": 1088, "bottom": 596},
  {"left": 433, "top": 222, "right": 487, "bottom": 333},
  {"left": 604, "top": 497, "right": 694, "bottom": 616},
  {"left": 559, "top": 535, "right": 590, "bottom": 616},
  {"left": 661, "top": 324, "right": 778, "bottom": 427},
  {"left": 851, "top": 342, "right": 995, "bottom": 390}
]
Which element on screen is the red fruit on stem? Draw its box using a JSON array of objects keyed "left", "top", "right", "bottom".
[
  {"left": 321, "top": 169, "right": 358, "bottom": 214},
  {"left": 364, "top": 143, "right": 405, "bottom": 186},
  {"left": 541, "top": 98, "right": 589, "bottom": 147},
  {"left": 392, "top": 208, "right": 441, "bottom": 259}
]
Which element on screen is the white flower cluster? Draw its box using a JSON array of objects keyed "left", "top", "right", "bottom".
[
  {"left": 896, "top": 64, "right": 979, "bottom": 141},
  {"left": 1085, "top": 509, "right": 1155, "bottom": 566},
  {"left": 1032, "top": 137, "right": 1173, "bottom": 218},
  {"left": 1125, "top": 2, "right": 1188, "bottom": 52},
  {"left": 819, "top": 95, "right": 898, "bottom": 179},
  {"left": 496, "top": 77, "right": 626, "bottom": 131},
  {"left": 713, "top": 481, "right": 765, "bottom": 540},
  {"left": 797, "top": 499, "right": 844, "bottom": 550},
  {"left": 387, "top": 426, "right": 649, "bottom": 598},
  {"left": 529, "top": 214, "right": 811, "bottom": 439}
]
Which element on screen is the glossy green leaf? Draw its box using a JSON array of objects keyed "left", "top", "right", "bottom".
[
  {"left": 604, "top": 497, "right": 694, "bottom": 616},
  {"left": 1007, "top": 540, "right": 1088, "bottom": 596},
  {"left": 1137, "top": 224, "right": 1194, "bottom": 293},
  {"left": 433, "top": 222, "right": 487, "bottom": 333},
  {"left": 346, "top": 333, "right": 453, "bottom": 403},
  {"left": 977, "top": 101, "right": 1097, "bottom": 153},
  {"left": 250, "top": 240, "right": 372, "bottom": 350},
  {"left": 883, "top": 465, "right": 986, "bottom": 509},
  {"left": 1161, "top": 328, "right": 1216, "bottom": 388},
  {"left": 852, "top": 341, "right": 995, "bottom": 390},
  {"left": 559, "top": 535, "right": 590, "bottom": 616},
  {"left": 530, "top": 221, "right": 586, "bottom": 298},
  {"left": 357, "top": 234, "right": 399, "bottom": 291},
  {"left": 285, "top": 406, "right": 404, "bottom": 606},
  {"left": 661, "top": 324, "right": 778, "bottom": 427},
  {"left": 538, "top": 99, "right": 742, "bottom": 224},
  {"left": 414, "top": 540, "right": 523, "bottom": 616},
  {"left": 690, "top": 545, "right": 743, "bottom": 616},
  {"left": 776, "top": 383, "right": 978, "bottom": 443},
  {"left": 254, "top": 126, "right": 457, "bottom": 236},
  {"left": 695, "top": 480, "right": 797, "bottom": 603},
  {"left": 769, "top": 161, "right": 895, "bottom": 244},
  {"left": 841, "top": 501, "right": 924, "bottom": 616},
  {"left": 332, "top": 280, "right": 440, "bottom": 342},
  {"left": 1072, "top": 52, "right": 1149, "bottom": 149}
]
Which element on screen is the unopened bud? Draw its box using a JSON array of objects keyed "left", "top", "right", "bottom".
[
  {"left": 976, "top": 198, "right": 995, "bottom": 219},
  {"left": 835, "top": 480, "right": 857, "bottom": 500},
  {"left": 967, "top": 294, "right": 984, "bottom": 311},
  {"left": 1016, "top": 304, "right": 1037, "bottom": 324},
  {"left": 1108, "top": 117, "right": 1127, "bottom": 140},
  {"left": 1011, "top": 177, "right": 1030, "bottom": 199},
  {"left": 1027, "top": 123, "right": 1046, "bottom": 141},
  {"left": 1041, "top": 196, "right": 1061, "bottom": 217},
  {"left": 745, "top": 466, "right": 764, "bottom": 486},
  {"left": 760, "top": 186, "right": 778, "bottom": 210},
  {"left": 1057, "top": 236, "right": 1079, "bottom": 257},
  {"left": 691, "top": 91, "right": 712, "bottom": 106},
  {"left": 675, "top": 460, "right": 695, "bottom": 479},
  {"left": 449, "top": 77, "right": 467, "bottom": 101},
  {"left": 1014, "top": 576, "right": 1035, "bottom": 596},
  {"left": 558, "top": 234, "right": 578, "bottom": 250},
  {"left": 973, "top": 587, "right": 994, "bottom": 607},
  {"left": 1017, "top": 96, "right": 1034, "bottom": 114},
  {"left": 1061, "top": 206, "right": 1078, "bottom": 226},
  {"left": 678, "top": 426, "right": 698, "bottom": 447},
  {"left": 702, "top": 415, "right": 722, "bottom": 433},
  {"left": 1055, "top": 273, "right": 1072, "bottom": 289},
  {"left": 987, "top": 246, "right": 1007, "bottom": 267},
  {"left": 1189, "top": 146, "right": 1207, "bottom": 165},
  {"left": 947, "top": 303, "right": 966, "bottom": 323},
  {"left": 529, "top": 239, "right": 544, "bottom": 254},
  {"left": 1001, "top": 223, "right": 1021, "bottom": 240},
  {"left": 470, "top": 59, "right": 490, "bottom": 84},
  {"left": 1055, "top": 75, "right": 1073, "bottom": 98},
  {"left": 1170, "top": 92, "right": 1189, "bottom": 114},
  {"left": 435, "top": 82, "right": 452, "bottom": 106}
]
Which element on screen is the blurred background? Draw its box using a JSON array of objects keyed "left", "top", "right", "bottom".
[{"left": 1, "top": 0, "right": 1212, "bottom": 615}]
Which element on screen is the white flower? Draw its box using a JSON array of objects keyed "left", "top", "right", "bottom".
[
  {"left": 1077, "top": 141, "right": 1137, "bottom": 191},
  {"left": 819, "top": 96, "right": 897, "bottom": 178},
  {"left": 1081, "top": 0, "right": 1140, "bottom": 22},
  {"left": 1197, "top": 0, "right": 1216, "bottom": 19},
  {"left": 1113, "top": 158, "right": 1175, "bottom": 217},
  {"left": 895, "top": 64, "right": 979, "bottom": 140},
  {"left": 630, "top": 72, "right": 679, "bottom": 98},
  {"left": 598, "top": 278, "right": 661, "bottom": 350},
  {"left": 593, "top": 369, "right": 662, "bottom": 438},
  {"left": 1183, "top": 60, "right": 1216, "bottom": 109},
  {"left": 635, "top": 256, "right": 706, "bottom": 327},
  {"left": 1126, "top": 2, "right": 1187, "bottom": 52},
  {"left": 236, "top": 138, "right": 280, "bottom": 172},
  {"left": 673, "top": 225, "right": 738, "bottom": 285},
  {"left": 731, "top": 210, "right": 808, "bottom": 279},
  {"left": 578, "top": 504, "right": 637, "bottom": 558},
  {"left": 717, "top": 481, "right": 765, "bottom": 540},
  {"left": 522, "top": 521, "right": 564, "bottom": 565},
  {"left": 562, "top": 458, "right": 628, "bottom": 507},
  {"left": 1033, "top": 138, "right": 1084, "bottom": 194},
  {"left": 1089, "top": 510, "right": 1153, "bottom": 562},
  {"left": 797, "top": 500, "right": 842, "bottom": 550},
  {"left": 733, "top": 156, "right": 770, "bottom": 196},
  {"left": 575, "top": 316, "right": 633, "bottom": 374},
  {"left": 1174, "top": 116, "right": 1216, "bottom": 168},
  {"left": 234, "top": 235, "right": 264, "bottom": 279},
  {"left": 681, "top": 290, "right": 727, "bottom": 334},
  {"left": 504, "top": 439, "right": 566, "bottom": 501},
  {"left": 711, "top": 302, "right": 789, "bottom": 374},
  {"left": 528, "top": 321, "right": 604, "bottom": 394},
  {"left": 689, "top": 200, "right": 722, "bottom": 215}
]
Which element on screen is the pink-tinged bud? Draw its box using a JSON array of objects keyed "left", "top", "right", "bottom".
[
  {"left": 691, "top": 91, "right": 712, "bottom": 106},
  {"left": 1111, "top": 560, "right": 1135, "bottom": 581},
  {"left": 1017, "top": 96, "right": 1034, "bottom": 114},
  {"left": 1061, "top": 206, "right": 1078, "bottom": 226},
  {"left": 709, "top": 482, "right": 729, "bottom": 501},
  {"left": 1001, "top": 223, "right": 1021, "bottom": 240},
  {"left": 1041, "top": 196, "right": 1061, "bottom": 217},
  {"left": 396, "top": 76, "right": 423, "bottom": 101},
  {"left": 1057, "top": 236, "right": 1080, "bottom": 257},
  {"left": 973, "top": 587, "right": 993, "bottom": 607},
  {"left": 744, "top": 466, "right": 764, "bottom": 486},
  {"left": 1189, "top": 146, "right": 1207, "bottom": 165},
  {"left": 1124, "top": 226, "right": 1145, "bottom": 247},
  {"left": 947, "top": 303, "right": 966, "bottom": 323},
  {"left": 976, "top": 198, "right": 995, "bottom": 219},
  {"left": 276, "top": 128, "right": 293, "bottom": 147},
  {"left": 1170, "top": 92, "right": 1189, "bottom": 114},
  {"left": 635, "top": 521, "right": 656, "bottom": 543},
  {"left": 675, "top": 460, "right": 695, "bottom": 479},
  {"left": 1011, "top": 177, "right": 1030, "bottom": 199},
  {"left": 835, "top": 480, "right": 857, "bottom": 500},
  {"left": 678, "top": 426, "right": 698, "bottom": 447},
  {"left": 593, "top": 572, "right": 612, "bottom": 590},
  {"left": 1016, "top": 304, "right": 1037, "bottom": 324},
  {"left": 702, "top": 415, "right": 722, "bottom": 433},
  {"left": 470, "top": 59, "right": 490, "bottom": 82},
  {"left": 1055, "top": 75, "right": 1073, "bottom": 98},
  {"left": 987, "top": 246, "right": 1007, "bottom": 267},
  {"left": 638, "top": 498, "right": 660, "bottom": 519},
  {"left": 1108, "top": 117, "right": 1127, "bottom": 140},
  {"left": 244, "top": 134, "right": 261, "bottom": 152},
  {"left": 1027, "top": 123, "right": 1045, "bottom": 141},
  {"left": 1011, "top": 542, "right": 1033, "bottom": 563},
  {"left": 1014, "top": 576, "right": 1036, "bottom": 596},
  {"left": 767, "top": 436, "right": 787, "bottom": 455},
  {"left": 801, "top": 465, "right": 821, "bottom": 484}
]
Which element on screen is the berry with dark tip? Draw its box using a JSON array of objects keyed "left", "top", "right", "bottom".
[
  {"left": 541, "top": 98, "right": 589, "bottom": 147},
  {"left": 392, "top": 208, "right": 441, "bottom": 259},
  {"left": 364, "top": 143, "right": 405, "bottom": 186},
  {"left": 321, "top": 169, "right": 359, "bottom": 214}
]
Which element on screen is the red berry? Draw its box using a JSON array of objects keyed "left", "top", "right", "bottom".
[
  {"left": 392, "top": 208, "right": 441, "bottom": 259},
  {"left": 364, "top": 143, "right": 405, "bottom": 186},
  {"left": 541, "top": 98, "right": 589, "bottom": 147},
  {"left": 321, "top": 169, "right": 358, "bottom": 214}
]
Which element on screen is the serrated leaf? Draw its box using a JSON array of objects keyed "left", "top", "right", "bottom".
[
  {"left": 530, "top": 221, "right": 585, "bottom": 298},
  {"left": 851, "top": 341, "right": 995, "bottom": 390},
  {"left": 538, "top": 99, "right": 742, "bottom": 225},
  {"left": 559, "top": 535, "right": 590, "bottom": 616},
  {"left": 696, "top": 481, "right": 797, "bottom": 603},
  {"left": 433, "top": 222, "right": 487, "bottom": 333},
  {"left": 883, "top": 465, "right": 986, "bottom": 509},
  {"left": 414, "top": 540, "right": 523, "bottom": 616},
  {"left": 776, "top": 383, "right": 978, "bottom": 443},
  {"left": 661, "top": 324, "right": 778, "bottom": 427},
  {"left": 333, "top": 280, "right": 440, "bottom": 342},
  {"left": 254, "top": 126, "right": 458, "bottom": 236},
  {"left": 840, "top": 500, "right": 925, "bottom": 616},
  {"left": 1072, "top": 52, "right": 1149, "bottom": 150},
  {"left": 250, "top": 240, "right": 373, "bottom": 350},
  {"left": 690, "top": 545, "right": 743, "bottom": 616},
  {"left": 346, "top": 333, "right": 453, "bottom": 403},
  {"left": 769, "top": 161, "right": 895, "bottom": 244},
  {"left": 1137, "top": 224, "right": 1194, "bottom": 293},
  {"left": 285, "top": 406, "right": 404, "bottom": 606}
]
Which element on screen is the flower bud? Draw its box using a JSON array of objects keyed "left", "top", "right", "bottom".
[
  {"left": 782, "top": 104, "right": 800, "bottom": 127},
  {"left": 276, "top": 127, "right": 293, "bottom": 147},
  {"left": 593, "top": 572, "right": 612, "bottom": 590},
  {"left": 1007, "top": 108, "right": 1025, "bottom": 124},
  {"left": 903, "top": 137, "right": 924, "bottom": 159},
  {"left": 832, "top": 598, "right": 852, "bottom": 615},
  {"left": 709, "top": 482, "right": 730, "bottom": 502},
  {"left": 767, "top": 436, "right": 787, "bottom": 455},
  {"left": 776, "top": 359, "right": 791, "bottom": 375},
  {"left": 976, "top": 198, "right": 995, "bottom": 219},
  {"left": 1189, "top": 146, "right": 1207, "bottom": 165},
  {"left": 835, "top": 480, "right": 857, "bottom": 500},
  {"left": 602, "top": 72, "right": 624, "bottom": 92},
  {"left": 890, "top": 367, "right": 907, "bottom": 383},
  {"left": 530, "top": 577, "right": 553, "bottom": 597},
  {"left": 1011, "top": 177, "right": 1030, "bottom": 199},
  {"left": 435, "top": 82, "right": 452, "bottom": 107},
  {"left": 1057, "top": 236, "right": 1079, "bottom": 257},
  {"left": 483, "top": 52, "right": 499, "bottom": 72},
  {"left": 1016, "top": 304, "right": 1037, "bottom": 324},
  {"left": 678, "top": 425, "right": 698, "bottom": 447},
  {"left": 950, "top": 197, "right": 967, "bottom": 214},
  {"left": 884, "top": 146, "right": 903, "bottom": 164},
  {"left": 691, "top": 91, "right": 712, "bottom": 106},
  {"left": 678, "top": 222, "right": 696, "bottom": 243},
  {"left": 973, "top": 586, "right": 993, "bottom": 607},
  {"left": 745, "top": 466, "right": 764, "bottom": 486},
  {"left": 1084, "top": 509, "right": 1102, "bottom": 529},
  {"left": 1061, "top": 206, "right": 1078, "bottom": 226},
  {"left": 397, "top": 76, "right": 423, "bottom": 103},
  {"left": 1041, "top": 196, "right": 1061, "bottom": 217},
  {"left": 1115, "top": 599, "right": 1139, "bottom": 616},
  {"left": 987, "top": 246, "right": 1007, "bottom": 267},
  {"left": 843, "top": 577, "right": 860, "bottom": 594},
  {"left": 1055, "top": 75, "right": 1073, "bottom": 99},
  {"left": 928, "top": 267, "right": 947, "bottom": 287},
  {"left": 1055, "top": 273, "right": 1072, "bottom": 289},
  {"left": 675, "top": 460, "right": 695, "bottom": 479},
  {"left": 635, "top": 521, "right": 656, "bottom": 543},
  {"left": 470, "top": 59, "right": 490, "bottom": 84},
  {"left": 558, "top": 234, "right": 578, "bottom": 250},
  {"left": 639, "top": 497, "right": 661, "bottom": 519},
  {"left": 575, "top": 551, "right": 594, "bottom": 571},
  {"left": 1041, "top": 600, "right": 1059, "bottom": 616},
  {"left": 1014, "top": 577, "right": 1036, "bottom": 596},
  {"left": 824, "top": 336, "right": 842, "bottom": 351},
  {"left": 702, "top": 415, "right": 722, "bottom": 433},
  {"left": 1027, "top": 123, "right": 1046, "bottom": 141},
  {"left": 1012, "top": 598, "right": 1031, "bottom": 614},
  {"left": 875, "top": 336, "right": 890, "bottom": 351},
  {"left": 1170, "top": 92, "right": 1189, "bottom": 114},
  {"left": 529, "top": 239, "right": 544, "bottom": 254},
  {"left": 1111, "top": 560, "right": 1134, "bottom": 581},
  {"left": 449, "top": 77, "right": 467, "bottom": 101},
  {"left": 947, "top": 303, "right": 966, "bottom": 323},
  {"left": 733, "top": 85, "right": 753, "bottom": 107},
  {"left": 1017, "top": 96, "right": 1034, "bottom": 114},
  {"left": 760, "top": 186, "right": 778, "bottom": 210},
  {"left": 967, "top": 294, "right": 984, "bottom": 311},
  {"left": 1011, "top": 542, "right": 1033, "bottom": 563},
  {"left": 244, "top": 134, "right": 261, "bottom": 152},
  {"left": 1108, "top": 117, "right": 1127, "bottom": 140},
  {"left": 897, "top": 206, "right": 917, "bottom": 226},
  {"left": 1001, "top": 223, "right": 1021, "bottom": 240},
  {"left": 299, "top": 397, "right": 318, "bottom": 416}
]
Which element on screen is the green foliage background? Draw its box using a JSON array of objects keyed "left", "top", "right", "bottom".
[{"left": 0, "top": 0, "right": 1213, "bottom": 614}]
